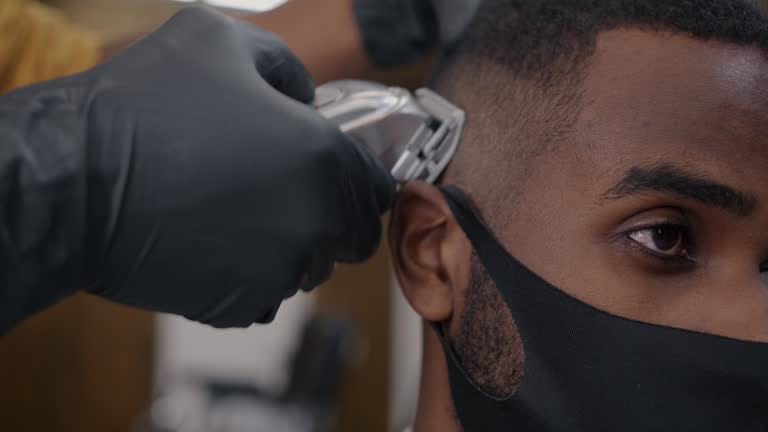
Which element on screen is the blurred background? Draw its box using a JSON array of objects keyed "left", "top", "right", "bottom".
[{"left": 0, "top": 1, "right": 428, "bottom": 431}]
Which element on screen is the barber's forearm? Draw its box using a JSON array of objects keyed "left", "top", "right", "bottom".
[{"left": 103, "top": 0, "right": 373, "bottom": 84}]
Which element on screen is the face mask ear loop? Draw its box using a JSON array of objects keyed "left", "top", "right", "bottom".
[{"left": 437, "top": 184, "right": 498, "bottom": 244}]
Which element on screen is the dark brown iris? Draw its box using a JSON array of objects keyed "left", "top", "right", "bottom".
[{"left": 651, "top": 226, "right": 681, "bottom": 251}]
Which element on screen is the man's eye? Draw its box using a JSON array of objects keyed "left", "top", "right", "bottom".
[{"left": 627, "top": 224, "right": 689, "bottom": 258}]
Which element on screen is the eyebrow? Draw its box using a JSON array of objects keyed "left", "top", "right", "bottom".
[{"left": 601, "top": 164, "right": 757, "bottom": 217}]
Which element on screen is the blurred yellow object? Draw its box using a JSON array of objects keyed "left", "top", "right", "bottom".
[{"left": 0, "top": 0, "right": 102, "bottom": 94}]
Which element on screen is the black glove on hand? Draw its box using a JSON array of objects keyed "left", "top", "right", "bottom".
[
  {"left": 352, "top": 0, "right": 481, "bottom": 66},
  {"left": 0, "top": 7, "right": 394, "bottom": 332}
]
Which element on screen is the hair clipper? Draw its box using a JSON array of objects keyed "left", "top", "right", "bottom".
[{"left": 314, "top": 80, "right": 465, "bottom": 184}]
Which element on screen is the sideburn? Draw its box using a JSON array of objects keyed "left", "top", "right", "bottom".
[{"left": 451, "top": 251, "right": 525, "bottom": 399}]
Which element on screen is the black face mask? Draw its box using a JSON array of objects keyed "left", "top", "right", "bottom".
[{"left": 435, "top": 185, "right": 768, "bottom": 432}]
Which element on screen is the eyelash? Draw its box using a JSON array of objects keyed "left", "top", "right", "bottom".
[{"left": 625, "top": 223, "right": 697, "bottom": 266}]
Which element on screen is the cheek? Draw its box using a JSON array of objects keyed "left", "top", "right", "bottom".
[
  {"left": 492, "top": 151, "right": 595, "bottom": 264},
  {"left": 488, "top": 150, "right": 629, "bottom": 308},
  {"left": 493, "top": 185, "right": 591, "bottom": 298}
]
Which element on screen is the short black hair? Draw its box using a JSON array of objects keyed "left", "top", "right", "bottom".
[
  {"left": 457, "top": 0, "right": 768, "bottom": 84},
  {"left": 435, "top": 0, "right": 768, "bottom": 223}
]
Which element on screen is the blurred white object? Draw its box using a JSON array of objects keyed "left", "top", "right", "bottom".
[
  {"left": 390, "top": 277, "right": 422, "bottom": 431},
  {"left": 172, "top": 0, "right": 289, "bottom": 12},
  {"left": 155, "top": 293, "right": 314, "bottom": 392},
  {"left": 208, "top": 398, "right": 314, "bottom": 432}
]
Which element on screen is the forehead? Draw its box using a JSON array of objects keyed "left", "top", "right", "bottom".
[{"left": 574, "top": 29, "right": 768, "bottom": 184}]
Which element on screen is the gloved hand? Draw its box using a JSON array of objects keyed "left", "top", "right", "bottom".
[
  {"left": 0, "top": 7, "right": 394, "bottom": 331},
  {"left": 352, "top": 0, "right": 481, "bottom": 66}
]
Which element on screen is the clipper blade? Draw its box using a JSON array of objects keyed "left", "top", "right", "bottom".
[{"left": 314, "top": 80, "right": 465, "bottom": 184}]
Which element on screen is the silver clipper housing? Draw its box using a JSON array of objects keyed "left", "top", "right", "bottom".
[{"left": 314, "top": 80, "right": 465, "bottom": 184}]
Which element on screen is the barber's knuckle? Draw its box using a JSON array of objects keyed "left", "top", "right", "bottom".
[
  {"left": 171, "top": 6, "right": 230, "bottom": 28},
  {"left": 264, "top": 32, "right": 290, "bottom": 52},
  {"left": 314, "top": 126, "right": 348, "bottom": 166},
  {"left": 307, "top": 145, "right": 338, "bottom": 175},
  {"left": 261, "top": 36, "right": 294, "bottom": 66},
  {"left": 171, "top": 6, "right": 210, "bottom": 22}
]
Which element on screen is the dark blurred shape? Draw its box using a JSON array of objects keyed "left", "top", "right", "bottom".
[{"left": 283, "top": 314, "right": 356, "bottom": 407}]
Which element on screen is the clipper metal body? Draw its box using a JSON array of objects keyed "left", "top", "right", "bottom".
[{"left": 314, "top": 80, "right": 465, "bottom": 184}]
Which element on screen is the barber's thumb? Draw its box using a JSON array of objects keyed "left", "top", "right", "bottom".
[
  {"left": 333, "top": 133, "right": 396, "bottom": 263},
  {"left": 346, "top": 134, "right": 396, "bottom": 215}
]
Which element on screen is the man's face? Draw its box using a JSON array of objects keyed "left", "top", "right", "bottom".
[
  {"left": 491, "top": 29, "right": 768, "bottom": 341},
  {"left": 390, "top": 26, "right": 768, "bottom": 432}
]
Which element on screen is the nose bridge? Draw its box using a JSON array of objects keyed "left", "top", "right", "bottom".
[{"left": 702, "top": 259, "right": 768, "bottom": 341}]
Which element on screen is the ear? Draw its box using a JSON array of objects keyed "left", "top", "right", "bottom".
[{"left": 389, "top": 182, "right": 472, "bottom": 322}]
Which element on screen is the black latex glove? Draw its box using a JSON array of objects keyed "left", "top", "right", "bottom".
[{"left": 0, "top": 7, "right": 394, "bottom": 333}]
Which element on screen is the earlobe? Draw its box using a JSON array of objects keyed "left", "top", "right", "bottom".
[{"left": 389, "top": 182, "right": 472, "bottom": 322}]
